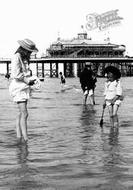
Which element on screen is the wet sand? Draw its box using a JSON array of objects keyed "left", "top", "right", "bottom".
[{"left": 0, "top": 75, "right": 133, "bottom": 189}]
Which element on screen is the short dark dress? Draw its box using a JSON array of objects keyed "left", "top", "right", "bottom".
[
  {"left": 61, "top": 75, "right": 66, "bottom": 84},
  {"left": 79, "top": 68, "right": 96, "bottom": 92}
]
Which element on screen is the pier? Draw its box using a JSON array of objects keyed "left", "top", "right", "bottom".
[{"left": 1, "top": 57, "right": 133, "bottom": 78}]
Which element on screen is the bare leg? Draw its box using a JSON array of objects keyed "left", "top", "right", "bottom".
[
  {"left": 88, "top": 89, "right": 95, "bottom": 105},
  {"left": 17, "top": 101, "right": 28, "bottom": 142},
  {"left": 92, "top": 89, "right": 95, "bottom": 105},
  {"left": 113, "top": 104, "right": 119, "bottom": 128},
  {"left": 16, "top": 111, "right": 22, "bottom": 139},
  {"left": 83, "top": 94, "right": 88, "bottom": 105},
  {"left": 108, "top": 105, "right": 114, "bottom": 127},
  {"left": 90, "top": 94, "right": 95, "bottom": 105}
]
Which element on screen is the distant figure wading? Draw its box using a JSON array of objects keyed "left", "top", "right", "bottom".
[
  {"left": 59, "top": 72, "right": 66, "bottom": 88},
  {"left": 9, "top": 39, "right": 38, "bottom": 143}
]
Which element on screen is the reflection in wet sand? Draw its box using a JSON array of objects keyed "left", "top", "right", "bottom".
[{"left": 101, "top": 126, "right": 128, "bottom": 190}]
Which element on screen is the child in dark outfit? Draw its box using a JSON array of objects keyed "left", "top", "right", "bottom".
[
  {"left": 79, "top": 66, "right": 97, "bottom": 105},
  {"left": 59, "top": 72, "right": 66, "bottom": 88}
]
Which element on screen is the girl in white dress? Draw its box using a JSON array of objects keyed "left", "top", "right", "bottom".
[
  {"left": 103, "top": 66, "right": 123, "bottom": 127},
  {"left": 9, "top": 39, "right": 38, "bottom": 143}
]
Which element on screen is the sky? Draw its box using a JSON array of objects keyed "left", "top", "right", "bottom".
[{"left": 0, "top": 0, "right": 133, "bottom": 58}]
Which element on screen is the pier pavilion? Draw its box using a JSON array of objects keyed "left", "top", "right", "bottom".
[{"left": 44, "top": 29, "right": 133, "bottom": 77}]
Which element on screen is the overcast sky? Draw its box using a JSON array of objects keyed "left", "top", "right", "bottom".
[{"left": 0, "top": 0, "right": 133, "bottom": 58}]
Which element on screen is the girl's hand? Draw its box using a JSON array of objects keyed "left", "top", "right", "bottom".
[
  {"left": 28, "top": 79, "right": 36, "bottom": 86},
  {"left": 111, "top": 100, "right": 115, "bottom": 105},
  {"left": 111, "top": 95, "right": 119, "bottom": 105}
]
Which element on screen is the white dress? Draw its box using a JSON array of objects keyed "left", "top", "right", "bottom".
[
  {"left": 9, "top": 53, "right": 31, "bottom": 102},
  {"left": 104, "top": 80, "right": 123, "bottom": 106}
]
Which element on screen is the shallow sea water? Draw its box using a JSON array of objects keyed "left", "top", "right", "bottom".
[{"left": 0, "top": 75, "right": 133, "bottom": 190}]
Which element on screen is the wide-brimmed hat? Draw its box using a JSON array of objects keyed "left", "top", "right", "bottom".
[
  {"left": 17, "top": 38, "right": 38, "bottom": 52},
  {"left": 104, "top": 66, "right": 121, "bottom": 79}
]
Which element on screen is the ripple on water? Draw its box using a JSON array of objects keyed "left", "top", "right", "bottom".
[{"left": 0, "top": 77, "right": 133, "bottom": 189}]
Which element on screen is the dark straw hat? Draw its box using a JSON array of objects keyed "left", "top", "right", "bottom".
[
  {"left": 18, "top": 38, "right": 38, "bottom": 52},
  {"left": 104, "top": 66, "right": 121, "bottom": 79}
]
